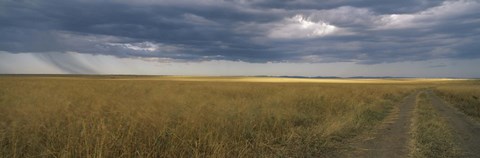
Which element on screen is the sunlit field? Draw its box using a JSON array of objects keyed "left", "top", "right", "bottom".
[
  {"left": 37, "top": 75, "right": 465, "bottom": 83},
  {"left": 0, "top": 76, "right": 476, "bottom": 157}
]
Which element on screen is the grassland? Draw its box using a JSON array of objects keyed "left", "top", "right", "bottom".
[
  {"left": 102, "top": 76, "right": 462, "bottom": 84},
  {"left": 410, "top": 92, "right": 461, "bottom": 158},
  {"left": 0, "top": 76, "right": 424, "bottom": 157},
  {"left": 2, "top": 76, "right": 479, "bottom": 157}
]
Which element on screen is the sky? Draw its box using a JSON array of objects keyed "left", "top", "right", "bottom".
[{"left": 0, "top": 0, "right": 479, "bottom": 77}]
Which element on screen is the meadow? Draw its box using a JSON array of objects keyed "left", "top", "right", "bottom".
[{"left": 0, "top": 76, "right": 476, "bottom": 157}]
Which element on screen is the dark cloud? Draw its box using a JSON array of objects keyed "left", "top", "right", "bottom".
[
  {"left": 0, "top": 0, "right": 479, "bottom": 64},
  {"left": 248, "top": 0, "right": 443, "bottom": 14}
]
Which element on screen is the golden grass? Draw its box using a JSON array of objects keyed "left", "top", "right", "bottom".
[
  {"left": 0, "top": 76, "right": 457, "bottom": 157},
  {"left": 11, "top": 75, "right": 469, "bottom": 83},
  {"left": 109, "top": 76, "right": 469, "bottom": 84}
]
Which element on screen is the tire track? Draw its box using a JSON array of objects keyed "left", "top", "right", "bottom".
[
  {"left": 347, "top": 91, "right": 419, "bottom": 158},
  {"left": 427, "top": 91, "right": 480, "bottom": 158}
]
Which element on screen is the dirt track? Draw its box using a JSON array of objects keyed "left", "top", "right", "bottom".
[
  {"left": 347, "top": 92, "right": 418, "bottom": 158},
  {"left": 427, "top": 91, "right": 480, "bottom": 158},
  {"left": 346, "top": 90, "right": 480, "bottom": 158}
]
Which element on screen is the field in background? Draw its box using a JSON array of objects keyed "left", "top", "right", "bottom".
[
  {"left": 112, "top": 76, "right": 448, "bottom": 83},
  {"left": 19, "top": 75, "right": 467, "bottom": 83},
  {"left": 0, "top": 76, "right": 477, "bottom": 157}
]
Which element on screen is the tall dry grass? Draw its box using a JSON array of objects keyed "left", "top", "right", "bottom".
[{"left": 0, "top": 77, "right": 415, "bottom": 157}]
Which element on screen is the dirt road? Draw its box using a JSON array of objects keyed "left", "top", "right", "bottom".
[
  {"left": 427, "top": 91, "right": 480, "bottom": 158},
  {"left": 347, "top": 92, "right": 418, "bottom": 158},
  {"left": 343, "top": 90, "right": 480, "bottom": 158}
]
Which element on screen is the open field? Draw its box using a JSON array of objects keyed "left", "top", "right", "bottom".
[
  {"left": 108, "top": 76, "right": 463, "bottom": 83},
  {"left": 6, "top": 75, "right": 468, "bottom": 83},
  {"left": 0, "top": 76, "right": 479, "bottom": 157}
]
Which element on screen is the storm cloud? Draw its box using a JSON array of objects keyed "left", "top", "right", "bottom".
[{"left": 1, "top": 0, "right": 479, "bottom": 64}]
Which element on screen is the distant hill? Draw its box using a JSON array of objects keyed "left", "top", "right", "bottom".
[{"left": 349, "top": 76, "right": 413, "bottom": 79}]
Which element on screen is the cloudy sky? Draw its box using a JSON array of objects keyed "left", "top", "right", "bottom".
[{"left": 1, "top": 0, "right": 479, "bottom": 77}]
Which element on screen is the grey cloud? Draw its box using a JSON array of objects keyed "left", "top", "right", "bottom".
[
  {"left": 0, "top": 0, "right": 479, "bottom": 64},
  {"left": 247, "top": 0, "right": 443, "bottom": 14}
]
